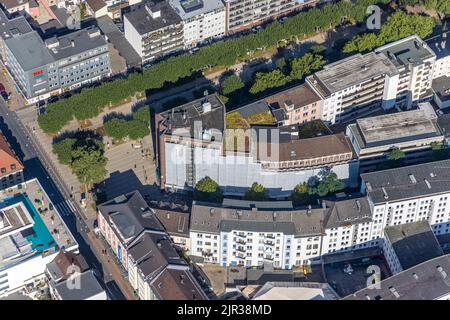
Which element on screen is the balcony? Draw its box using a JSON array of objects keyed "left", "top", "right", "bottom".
[
  {"left": 236, "top": 238, "right": 246, "bottom": 245},
  {"left": 236, "top": 246, "right": 246, "bottom": 253},
  {"left": 265, "top": 234, "right": 276, "bottom": 240},
  {"left": 264, "top": 240, "right": 275, "bottom": 246}
]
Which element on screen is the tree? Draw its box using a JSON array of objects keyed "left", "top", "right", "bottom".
[
  {"left": 127, "top": 120, "right": 150, "bottom": 140},
  {"left": 53, "top": 138, "right": 76, "bottom": 165},
  {"left": 289, "top": 53, "right": 325, "bottom": 80},
  {"left": 244, "top": 182, "right": 269, "bottom": 201},
  {"left": 250, "top": 69, "right": 289, "bottom": 94},
  {"left": 133, "top": 106, "right": 151, "bottom": 124},
  {"left": 290, "top": 182, "right": 313, "bottom": 205},
  {"left": 104, "top": 118, "right": 128, "bottom": 140},
  {"left": 276, "top": 57, "right": 288, "bottom": 72},
  {"left": 308, "top": 170, "right": 344, "bottom": 197},
  {"left": 387, "top": 148, "right": 406, "bottom": 161},
  {"left": 343, "top": 11, "right": 436, "bottom": 53},
  {"left": 194, "top": 176, "right": 223, "bottom": 203},
  {"left": 221, "top": 74, "right": 245, "bottom": 96},
  {"left": 38, "top": 0, "right": 389, "bottom": 133},
  {"left": 71, "top": 145, "right": 108, "bottom": 194}
]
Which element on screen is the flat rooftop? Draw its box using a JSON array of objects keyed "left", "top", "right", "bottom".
[
  {"left": 376, "top": 35, "right": 436, "bottom": 68},
  {"left": 385, "top": 221, "right": 444, "bottom": 271},
  {"left": 124, "top": 1, "right": 182, "bottom": 35},
  {"left": 168, "top": 0, "right": 224, "bottom": 20},
  {"left": 190, "top": 201, "right": 324, "bottom": 236},
  {"left": 265, "top": 83, "right": 321, "bottom": 110},
  {"left": 308, "top": 52, "right": 397, "bottom": 96},
  {"left": 0, "top": 179, "right": 77, "bottom": 271},
  {"left": 354, "top": 109, "right": 442, "bottom": 148},
  {"left": 361, "top": 159, "right": 450, "bottom": 204},
  {"left": 5, "top": 27, "right": 107, "bottom": 71},
  {"left": 344, "top": 254, "right": 450, "bottom": 300},
  {"left": 433, "top": 76, "right": 450, "bottom": 102},
  {"left": 426, "top": 32, "right": 450, "bottom": 60},
  {"left": 158, "top": 94, "right": 225, "bottom": 140}
]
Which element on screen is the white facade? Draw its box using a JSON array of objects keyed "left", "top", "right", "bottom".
[
  {"left": 190, "top": 230, "right": 322, "bottom": 269},
  {"left": 169, "top": 0, "right": 226, "bottom": 48}
]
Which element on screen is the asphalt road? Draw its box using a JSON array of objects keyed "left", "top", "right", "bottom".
[{"left": 0, "top": 101, "right": 126, "bottom": 300}]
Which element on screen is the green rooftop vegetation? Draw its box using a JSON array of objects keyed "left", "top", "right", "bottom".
[{"left": 297, "top": 120, "right": 330, "bottom": 139}]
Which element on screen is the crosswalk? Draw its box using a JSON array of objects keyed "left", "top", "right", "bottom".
[{"left": 54, "top": 200, "right": 77, "bottom": 217}]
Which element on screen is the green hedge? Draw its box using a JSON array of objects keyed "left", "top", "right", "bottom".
[{"left": 38, "top": 0, "right": 389, "bottom": 134}]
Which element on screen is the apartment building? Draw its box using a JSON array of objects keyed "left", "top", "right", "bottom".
[
  {"left": 427, "top": 32, "right": 450, "bottom": 80},
  {"left": 0, "top": 0, "right": 30, "bottom": 15},
  {"left": 4, "top": 26, "right": 111, "bottom": 104},
  {"left": 265, "top": 83, "right": 322, "bottom": 126},
  {"left": 224, "top": 0, "right": 316, "bottom": 33},
  {"left": 156, "top": 94, "right": 359, "bottom": 197},
  {"left": 124, "top": 1, "right": 184, "bottom": 63},
  {"left": 0, "top": 179, "right": 78, "bottom": 297},
  {"left": 126, "top": 230, "right": 206, "bottom": 300},
  {"left": 0, "top": 133, "right": 23, "bottom": 190},
  {"left": 46, "top": 250, "right": 107, "bottom": 300},
  {"left": 168, "top": 0, "right": 226, "bottom": 48},
  {"left": 190, "top": 199, "right": 325, "bottom": 269},
  {"left": 306, "top": 52, "right": 399, "bottom": 125},
  {"left": 346, "top": 107, "right": 445, "bottom": 172},
  {"left": 360, "top": 160, "right": 450, "bottom": 244},
  {"left": 375, "top": 35, "right": 436, "bottom": 109},
  {"left": 383, "top": 221, "right": 444, "bottom": 275},
  {"left": 0, "top": 8, "right": 32, "bottom": 61},
  {"left": 344, "top": 254, "right": 450, "bottom": 300},
  {"left": 154, "top": 207, "right": 190, "bottom": 251},
  {"left": 97, "top": 191, "right": 206, "bottom": 300},
  {"left": 97, "top": 191, "right": 166, "bottom": 271}
]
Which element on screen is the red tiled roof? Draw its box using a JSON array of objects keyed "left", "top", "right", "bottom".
[{"left": 0, "top": 133, "right": 23, "bottom": 177}]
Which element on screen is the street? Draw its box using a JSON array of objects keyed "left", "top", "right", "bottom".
[{"left": 0, "top": 100, "right": 132, "bottom": 300}]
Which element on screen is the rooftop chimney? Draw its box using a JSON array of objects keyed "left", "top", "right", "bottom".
[{"left": 146, "top": 3, "right": 161, "bottom": 19}]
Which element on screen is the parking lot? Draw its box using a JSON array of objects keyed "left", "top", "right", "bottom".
[{"left": 324, "top": 253, "right": 391, "bottom": 298}]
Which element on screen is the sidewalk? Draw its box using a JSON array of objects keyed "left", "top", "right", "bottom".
[{"left": 87, "top": 231, "right": 137, "bottom": 300}]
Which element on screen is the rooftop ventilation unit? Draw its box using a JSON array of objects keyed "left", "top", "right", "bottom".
[
  {"left": 409, "top": 174, "right": 417, "bottom": 184},
  {"left": 202, "top": 101, "right": 212, "bottom": 113}
]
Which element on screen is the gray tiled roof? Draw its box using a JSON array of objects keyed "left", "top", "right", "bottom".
[
  {"left": 127, "top": 231, "right": 187, "bottom": 279},
  {"left": 190, "top": 201, "right": 324, "bottom": 236},
  {"left": 361, "top": 159, "right": 450, "bottom": 204},
  {"left": 344, "top": 254, "right": 450, "bottom": 300},
  {"left": 385, "top": 221, "right": 444, "bottom": 270},
  {"left": 52, "top": 270, "right": 106, "bottom": 300},
  {"left": 323, "top": 195, "right": 372, "bottom": 229},
  {"left": 97, "top": 191, "right": 165, "bottom": 242}
]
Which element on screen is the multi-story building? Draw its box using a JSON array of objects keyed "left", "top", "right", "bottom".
[
  {"left": 306, "top": 52, "right": 399, "bottom": 125},
  {"left": 265, "top": 83, "right": 323, "bottom": 126},
  {"left": 97, "top": 191, "right": 206, "bottom": 300},
  {"left": 375, "top": 35, "right": 436, "bottom": 109},
  {"left": 190, "top": 199, "right": 325, "bottom": 269},
  {"left": 124, "top": 1, "right": 184, "bottom": 63},
  {"left": 0, "top": 179, "right": 78, "bottom": 297},
  {"left": 427, "top": 32, "right": 450, "bottom": 80},
  {"left": 0, "top": 0, "right": 30, "bottom": 16},
  {"left": 346, "top": 107, "right": 445, "bottom": 172},
  {"left": 126, "top": 230, "right": 206, "bottom": 300},
  {"left": 224, "top": 0, "right": 317, "bottom": 33},
  {"left": 46, "top": 250, "right": 107, "bottom": 300},
  {"left": 383, "top": 221, "right": 444, "bottom": 275},
  {"left": 4, "top": 26, "right": 111, "bottom": 104},
  {"left": 0, "top": 8, "right": 32, "bottom": 62},
  {"left": 0, "top": 133, "right": 23, "bottom": 190},
  {"left": 344, "top": 254, "right": 450, "bottom": 300},
  {"left": 156, "top": 94, "right": 359, "bottom": 198},
  {"left": 154, "top": 207, "right": 190, "bottom": 251},
  {"left": 360, "top": 159, "right": 450, "bottom": 244},
  {"left": 168, "top": 0, "right": 225, "bottom": 48}
]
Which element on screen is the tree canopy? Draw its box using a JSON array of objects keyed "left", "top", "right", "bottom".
[
  {"left": 221, "top": 74, "right": 245, "bottom": 96},
  {"left": 38, "top": 0, "right": 389, "bottom": 134},
  {"left": 343, "top": 11, "right": 436, "bottom": 53},
  {"left": 387, "top": 148, "right": 406, "bottom": 161},
  {"left": 194, "top": 176, "right": 223, "bottom": 203},
  {"left": 244, "top": 182, "right": 269, "bottom": 201}
]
